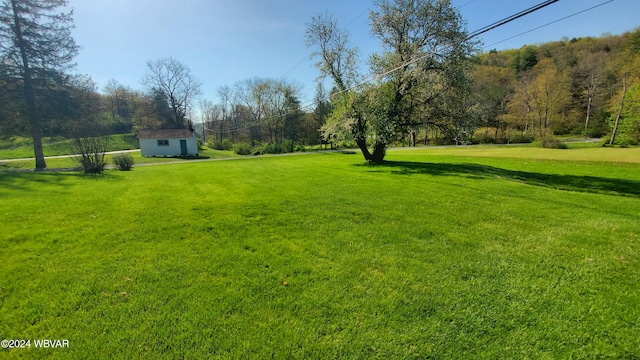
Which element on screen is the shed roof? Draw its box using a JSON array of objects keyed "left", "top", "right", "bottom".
[{"left": 137, "top": 129, "right": 193, "bottom": 139}]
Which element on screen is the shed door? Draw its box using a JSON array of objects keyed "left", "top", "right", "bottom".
[{"left": 180, "top": 140, "right": 188, "bottom": 155}]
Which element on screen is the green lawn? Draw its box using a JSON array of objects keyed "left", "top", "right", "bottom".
[
  {"left": 1, "top": 147, "right": 639, "bottom": 358},
  {"left": 0, "top": 147, "right": 239, "bottom": 170},
  {"left": 0, "top": 134, "right": 140, "bottom": 160},
  {"left": 405, "top": 142, "right": 640, "bottom": 163}
]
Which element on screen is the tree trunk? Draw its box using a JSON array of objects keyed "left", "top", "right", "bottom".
[
  {"left": 370, "top": 142, "right": 386, "bottom": 163},
  {"left": 609, "top": 75, "right": 627, "bottom": 146},
  {"left": 12, "top": 0, "right": 46, "bottom": 169},
  {"left": 356, "top": 138, "right": 386, "bottom": 163},
  {"left": 356, "top": 138, "right": 372, "bottom": 160},
  {"left": 584, "top": 94, "right": 593, "bottom": 136}
]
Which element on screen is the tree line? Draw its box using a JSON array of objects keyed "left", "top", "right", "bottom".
[
  {"left": 199, "top": 78, "right": 327, "bottom": 153},
  {"left": 472, "top": 30, "right": 640, "bottom": 146},
  {"left": 305, "top": 0, "right": 640, "bottom": 162},
  {"left": 0, "top": 0, "right": 327, "bottom": 168},
  {"left": 1, "top": 0, "right": 639, "bottom": 168}
]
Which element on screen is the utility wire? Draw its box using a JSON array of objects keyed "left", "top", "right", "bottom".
[
  {"left": 467, "top": 0, "right": 559, "bottom": 39},
  {"left": 280, "top": 7, "right": 372, "bottom": 107},
  {"left": 206, "top": 0, "right": 611, "bottom": 135},
  {"left": 484, "top": 0, "right": 615, "bottom": 49},
  {"left": 281, "top": 7, "right": 370, "bottom": 78},
  {"left": 460, "top": 0, "right": 476, "bottom": 9},
  {"left": 326, "top": 0, "right": 562, "bottom": 102}
]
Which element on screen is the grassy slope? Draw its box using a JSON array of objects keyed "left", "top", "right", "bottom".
[
  {"left": 1, "top": 148, "right": 639, "bottom": 358},
  {"left": 0, "top": 147, "right": 239, "bottom": 170},
  {"left": 0, "top": 134, "right": 140, "bottom": 160}
]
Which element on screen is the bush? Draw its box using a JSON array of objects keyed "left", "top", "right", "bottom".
[
  {"left": 211, "top": 141, "right": 223, "bottom": 150},
  {"left": 113, "top": 153, "right": 134, "bottom": 171},
  {"left": 78, "top": 157, "right": 106, "bottom": 173},
  {"left": 232, "top": 142, "right": 252, "bottom": 155},
  {"left": 251, "top": 145, "right": 266, "bottom": 155},
  {"left": 212, "top": 139, "right": 232, "bottom": 151},
  {"left": 252, "top": 142, "right": 288, "bottom": 155},
  {"left": 69, "top": 136, "right": 108, "bottom": 174},
  {"left": 534, "top": 137, "right": 567, "bottom": 149},
  {"left": 508, "top": 133, "right": 534, "bottom": 144},
  {"left": 473, "top": 133, "right": 496, "bottom": 144},
  {"left": 179, "top": 155, "right": 210, "bottom": 160},
  {"left": 608, "top": 134, "right": 639, "bottom": 147}
]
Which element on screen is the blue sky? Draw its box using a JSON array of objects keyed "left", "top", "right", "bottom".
[{"left": 70, "top": 0, "right": 640, "bottom": 111}]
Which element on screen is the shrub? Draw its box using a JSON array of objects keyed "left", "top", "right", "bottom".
[
  {"left": 533, "top": 137, "right": 567, "bottom": 149},
  {"left": 113, "top": 153, "right": 134, "bottom": 171},
  {"left": 508, "top": 133, "right": 534, "bottom": 144},
  {"left": 473, "top": 133, "right": 495, "bottom": 144},
  {"left": 211, "top": 141, "right": 223, "bottom": 150},
  {"left": 213, "top": 139, "right": 232, "bottom": 151},
  {"left": 232, "top": 142, "right": 252, "bottom": 155},
  {"left": 620, "top": 136, "right": 639, "bottom": 146},
  {"left": 252, "top": 142, "right": 287, "bottom": 155},
  {"left": 69, "top": 136, "right": 108, "bottom": 174},
  {"left": 586, "top": 128, "right": 606, "bottom": 139},
  {"left": 604, "top": 133, "right": 639, "bottom": 147},
  {"left": 252, "top": 144, "right": 266, "bottom": 155},
  {"left": 179, "top": 154, "right": 210, "bottom": 160}
]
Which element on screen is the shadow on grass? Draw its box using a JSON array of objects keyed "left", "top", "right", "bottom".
[
  {"left": 0, "top": 171, "right": 124, "bottom": 195},
  {"left": 360, "top": 161, "right": 640, "bottom": 197}
]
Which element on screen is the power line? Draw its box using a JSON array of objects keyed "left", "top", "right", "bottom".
[
  {"left": 460, "top": 0, "right": 476, "bottom": 9},
  {"left": 467, "top": 0, "right": 559, "bottom": 39},
  {"left": 206, "top": 0, "right": 612, "bottom": 136},
  {"left": 328, "top": 0, "right": 562, "bottom": 101},
  {"left": 483, "top": 0, "right": 615, "bottom": 49},
  {"left": 344, "top": 8, "right": 369, "bottom": 28},
  {"left": 280, "top": 57, "right": 309, "bottom": 78},
  {"left": 280, "top": 7, "right": 370, "bottom": 79},
  {"left": 206, "top": 0, "right": 561, "bottom": 135}
]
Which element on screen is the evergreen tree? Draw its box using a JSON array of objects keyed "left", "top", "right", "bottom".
[{"left": 0, "top": 0, "right": 79, "bottom": 169}]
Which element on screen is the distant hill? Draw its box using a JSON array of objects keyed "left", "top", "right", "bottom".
[{"left": 471, "top": 29, "right": 640, "bottom": 145}]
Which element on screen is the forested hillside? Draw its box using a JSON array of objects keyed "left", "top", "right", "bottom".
[{"left": 471, "top": 29, "right": 640, "bottom": 145}]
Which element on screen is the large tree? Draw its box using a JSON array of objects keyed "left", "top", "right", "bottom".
[
  {"left": 305, "top": 12, "right": 360, "bottom": 94},
  {"left": 607, "top": 50, "right": 640, "bottom": 145},
  {"left": 573, "top": 50, "right": 608, "bottom": 136},
  {"left": 506, "top": 58, "right": 571, "bottom": 140},
  {"left": 142, "top": 57, "right": 201, "bottom": 129},
  {"left": 369, "top": 0, "right": 476, "bottom": 151},
  {"left": 308, "top": 0, "right": 475, "bottom": 162},
  {"left": 305, "top": 13, "right": 366, "bottom": 153},
  {"left": 0, "top": 0, "right": 78, "bottom": 169},
  {"left": 234, "top": 77, "right": 272, "bottom": 143}
]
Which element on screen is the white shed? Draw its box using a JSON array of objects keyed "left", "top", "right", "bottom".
[{"left": 137, "top": 129, "right": 199, "bottom": 157}]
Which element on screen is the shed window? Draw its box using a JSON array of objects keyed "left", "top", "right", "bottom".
[{"left": 157, "top": 139, "right": 169, "bottom": 146}]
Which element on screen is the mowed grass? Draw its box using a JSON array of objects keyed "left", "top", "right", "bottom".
[
  {"left": 0, "top": 147, "right": 238, "bottom": 170},
  {"left": 0, "top": 134, "right": 140, "bottom": 160},
  {"left": 395, "top": 142, "right": 640, "bottom": 163},
  {"left": 1, "top": 147, "right": 639, "bottom": 358}
]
